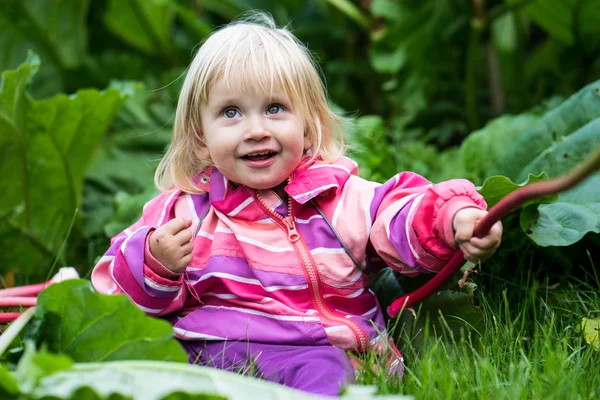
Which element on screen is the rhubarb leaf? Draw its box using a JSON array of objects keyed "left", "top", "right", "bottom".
[
  {"left": 517, "top": 117, "right": 600, "bottom": 246},
  {"left": 27, "top": 280, "right": 187, "bottom": 363},
  {"left": 0, "top": 53, "right": 126, "bottom": 280},
  {"left": 477, "top": 172, "right": 557, "bottom": 209},
  {"left": 493, "top": 80, "right": 600, "bottom": 181},
  {"left": 0, "top": 363, "right": 19, "bottom": 396}
]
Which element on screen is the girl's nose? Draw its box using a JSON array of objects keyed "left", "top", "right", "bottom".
[{"left": 244, "top": 115, "right": 271, "bottom": 141}]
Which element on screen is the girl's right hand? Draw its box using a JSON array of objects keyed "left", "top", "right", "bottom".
[{"left": 148, "top": 218, "right": 194, "bottom": 273}]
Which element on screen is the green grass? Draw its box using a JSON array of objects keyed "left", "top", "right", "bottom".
[{"left": 356, "top": 262, "right": 600, "bottom": 399}]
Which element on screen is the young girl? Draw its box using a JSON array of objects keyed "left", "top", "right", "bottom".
[{"left": 92, "top": 13, "right": 502, "bottom": 397}]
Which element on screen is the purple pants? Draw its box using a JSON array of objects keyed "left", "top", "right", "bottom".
[{"left": 180, "top": 340, "right": 355, "bottom": 396}]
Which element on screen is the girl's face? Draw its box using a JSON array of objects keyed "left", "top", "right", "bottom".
[{"left": 200, "top": 78, "right": 306, "bottom": 193}]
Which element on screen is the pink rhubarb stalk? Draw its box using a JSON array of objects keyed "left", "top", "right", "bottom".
[
  {"left": 0, "top": 297, "right": 37, "bottom": 308},
  {"left": 0, "top": 267, "right": 79, "bottom": 325},
  {"left": 0, "top": 313, "right": 23, "bottom": 324},
  {"left": 388, "top": 145, "right": 600, "bottom": 318}
]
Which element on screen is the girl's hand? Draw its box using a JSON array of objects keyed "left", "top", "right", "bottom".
[
  {"left": 149, "top": 218, "right": 194, "bottom": 273},
  {"left": 452, "top": 208, "right": 502, "bottom": 264}
]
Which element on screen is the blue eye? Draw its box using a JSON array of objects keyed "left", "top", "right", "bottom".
[
  {"left": 223, "top": 108, "right": 240, "bottom": 118},
  {"left": 267, "top": 104, "right": 284, "bottom": 115}
]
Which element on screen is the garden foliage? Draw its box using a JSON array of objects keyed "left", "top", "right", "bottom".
[{"left": 1, "top": 0, "right": 600, "bottom": 398}]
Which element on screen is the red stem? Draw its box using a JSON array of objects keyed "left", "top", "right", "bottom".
[
  {"left": 0, "top": 282, "right": 48, "bottom": 298},
  {"left": 0, "top": 297, "right": 37, "bottom": 308},
  {"left": 387, "top": 146, "right": 600, "bottom": 318},
  {"left": 0, "top": 313, "right": 22, "bottom": 324}
]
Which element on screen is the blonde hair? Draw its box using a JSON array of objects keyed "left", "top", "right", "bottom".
[{"left": 155, "top": 12, "right": 345, "bottom": 193}]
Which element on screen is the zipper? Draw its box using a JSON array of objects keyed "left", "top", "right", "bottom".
[{"left": 255, "top": 188, "right": 368, "bottom": 352}]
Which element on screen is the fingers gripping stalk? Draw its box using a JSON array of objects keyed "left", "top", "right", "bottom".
[{"left": 387, "top": 145, "right": 600, "bottom": 318}]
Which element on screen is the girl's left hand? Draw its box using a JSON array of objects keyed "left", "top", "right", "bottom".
[{"left": 452, "top": 208, "right": 503, "bottom": 264}]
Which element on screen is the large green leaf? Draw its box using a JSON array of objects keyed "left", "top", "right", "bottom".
[
  {"left": 27, "top": 280, "right": 188, "bottom": 363},
  {"left": 493, "top": 80, "right": 600, "bottom": 180},
  {"left": 0, "top": 364, "right": 19, "bottom": 397},
  {"left": 520, "top": 174, "right": 600, "bottom": 246},
  {"left": 104, "top": 0, "right": 176, "bottom": 57},
  {"left": 8, "top": 347, "right": 415, "bottom": 400},
  {"left": 457, "top": 113, "right": 542, "bottom": 185},
  {"left": 514, "top": 117, "right": 600, "bottom": 246},
  {"left": 14, "top": 342, "right": 74, "bottom": 395},
  {"left": 0, "top": 53, "right": 126, "bottom": 279},
  {"left": 0, "top": 0, "right": 89, "bottom": 71}
]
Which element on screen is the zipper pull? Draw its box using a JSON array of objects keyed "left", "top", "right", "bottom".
[{"left": 283, "top": 216, "right": 300, "bottom": 243}]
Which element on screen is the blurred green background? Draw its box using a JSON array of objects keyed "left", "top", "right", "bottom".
[{"left": 1, "top": 0, "right": 600, "bottom": 284}]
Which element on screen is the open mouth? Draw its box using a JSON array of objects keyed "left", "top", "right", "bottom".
[{"left": 241, "top": 151, "right": 277, "bottom": 161}]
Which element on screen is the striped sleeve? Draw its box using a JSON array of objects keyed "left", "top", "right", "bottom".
[
  {"left": 368, "top": 173, "right": 486, "bottom": 274},
  {"left": 91, "top": 191, "right": 187, "bottom": 316}
]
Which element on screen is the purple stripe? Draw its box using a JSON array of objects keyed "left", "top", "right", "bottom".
[
  {"left": 209, "top": 169, "right": 226, "bottom": 202},
  {"left": 122, "top": 227, "right": 154, "bottom": 289},
  {"left": 274, "top": 201, "right": 288, "bottom": 217},
  {"left": 347, "top": 312, "right": 386, "bottom": 339},
  {"left": 370, "top": 176, "right": 399, "bottom": 222},
  {"left": 295, "top": 216, "right": 343, "bottom": 251},
  {"left": 120, "top": 227, "right": 180, "bottom": 298},
  {"left": 191, "top": 192, "right": 210, "bottom": 219},
  {"left": 186, "top": 256, "right": 308, "bottom": 288},
  {"left": 388, "top": 199, "right": 431, "bottom": 273},
  {"left": 174, "top": 307, "right": 330, "bottom": 346}
]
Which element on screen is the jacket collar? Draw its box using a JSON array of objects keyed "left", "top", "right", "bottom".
[{"left": 192, "top": 156, "right": 358, "bottom": 216}]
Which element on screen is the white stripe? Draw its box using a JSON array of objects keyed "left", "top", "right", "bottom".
[
  {"left": 98, "top": 255, "right": 115, "bottom": 264},
  {"left": 332, "top": 181, "right": 349, "bottom": 226},
  {"left": 202, "top": 292, "right": 240, "bottom": 299},
  {"left": 405, "top": 193, "right": 425, "bottom": 260},
  {"left": 310, "top": 247, "right": 346, "bottom": 255},
  {"left": 297, "top": 183, "right": 338, "bottom": 200},
  {"left": 360, "top": 306, "right": 378, "bottom": 317},
  {"left": 363, "top": 182, "right": 376, "bottom": 236},
  {"left": 324, "top": 288, "right": 364, "bottom": 299},
  {"left": 174, "top": 328, "right": 227, "bottom": 340},
  {"left": 370, "top": 332, "right": 388, "bottom": 346},
  {"left": 186, "top": 272, "right": 308, "bottom": 292},
  {"left": 308, "top": 164, "right": 351, "bottom": 173},
  {"left": 324, "top": 325, "right": 349, "bottom": 333},
  {"left": 383, "top": 192, "right": 419, "bottom": 244},
  {"left": 144, "top": 277, "right": 181, "bottom": 292},
  {"left": 256, "top": 218, "right": 275, "bottom": 224},
  {"left": 227, "top": 197, "right": 254, "bottom": 217},
  {"left": 236, "top": 234, "right": 293, "bottom": 252},
  {"left": 330, "top": 271, "right": 363, "bottom": 288},
  {"left": 215, "top": 227, "right": 233, "bottom": 234},
  {"left": 157, "top": 191, "right": 180, "bottom": 225},
  {"left": 202, "top": 305, "right": 320, "bottom": 322},
  {"left": 196, "top": 230, "right": 215, "bottom": 240},
  {"left": 123, "top": 228, "right": 133, "bottom": 236},
  {"left": 295, "top": 214, "right": 323, "bottom": 224},
  {"left": 186, "top": 194, "right": 199, "bottom": 223}
]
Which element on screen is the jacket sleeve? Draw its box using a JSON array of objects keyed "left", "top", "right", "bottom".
[
  {"left": 369, "top": 172, "right": 487, "bottom": 275},
  {"left": 91, "top": 190, "right": 188, "bottom": 316}
]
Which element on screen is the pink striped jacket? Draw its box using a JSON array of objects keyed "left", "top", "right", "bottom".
[{"left": 92, "top": 156, "right": 486, "bottom": 353}]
